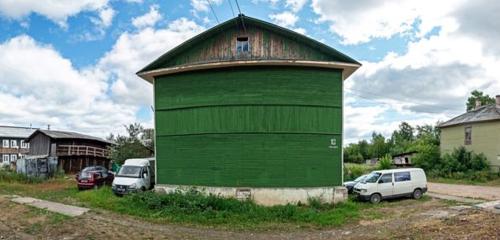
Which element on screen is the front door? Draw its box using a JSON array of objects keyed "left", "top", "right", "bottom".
[{"left": 377, "top": 173, "right": 394, "bottom": 197}]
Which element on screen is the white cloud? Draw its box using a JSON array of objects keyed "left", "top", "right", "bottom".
[
  {"left": 0, "top": 0, "right": 114, "bottom": 29},
  {"left": 190, "top": 0, "right": 223, "bottom": 12},
  {"left": 269, "top": 11, "right": 298, "bottom": 28},
  {"left": 0, "top": 17, "right": 205, "bottom": 137},
  {"left": 285, "top": 0, "right": 308, "bottom": 12},
  {"left": 311, "top": 0, "right": 466, "bottom": 45},
  {"left": 98, "top": 18, "right": 205, "bottom": 106},
  {"left": 0, "top": 35, "right": 135, "bottom": 137},
  {"left": 132, "top": 5, "right": 162, "bottom": 29}
]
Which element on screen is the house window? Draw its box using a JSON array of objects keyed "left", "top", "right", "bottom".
[
  {"left": 236, "top": 37, "right": 249, "bottom": 53},
  {"left": 2, "top": 140, "right": 9, "bottom": 148},
  {"left": 2, "top": 155, "right": 9, "bottom": 163},
  {"left": 11, "top": 140, "right": 17, "bottom": 148},
  {"left": 465, "top": 126, "right": 472, "bottom": 145},
  {"left": 10, "top": 154, "right": 17, "bottom": 162},
  {"left": 21, "top": 140, "right": 28, "bottom": 149}
]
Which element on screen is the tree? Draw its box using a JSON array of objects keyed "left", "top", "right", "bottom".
[
  {"left": 390, "top": 122, "right": 414, "bottom": 154},
  {"left": 369, "top": 132, "right": 390, "bottom": 158},
  {"left": 466, "top": 90, "right": 495, "bottom": 111},
  {"left": 108, "top": 123, "right": 154, "bottom": 165}
]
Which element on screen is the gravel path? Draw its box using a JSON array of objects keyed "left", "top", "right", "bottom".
[{"left": 428, "top": 182, "right": 500, "bottom": 200}]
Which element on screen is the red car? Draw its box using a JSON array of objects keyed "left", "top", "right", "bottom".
[{"left": 76, "top": 166, "right": 114, "bottom": 190}]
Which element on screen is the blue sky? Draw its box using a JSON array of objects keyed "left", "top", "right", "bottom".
[{"left": 0, "top": 0, "right": 499, "bottom": 143}]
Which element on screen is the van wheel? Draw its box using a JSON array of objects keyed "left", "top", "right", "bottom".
[
  {"left": 141, "top": 186, "right": 146, "bottom": 192},
  {"left": 370, "top": 193, "right": 381, "bottom": 204},
  {"left": 413, "top": 189, "right": 423, "bottom": 199}
]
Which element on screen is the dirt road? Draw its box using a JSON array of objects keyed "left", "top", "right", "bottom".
[
  {"left": 428, "top": 182, "right": 500, "bottom": 200},
  {"left": 1, "top": 195, "right": 499, "bottom": 240}
]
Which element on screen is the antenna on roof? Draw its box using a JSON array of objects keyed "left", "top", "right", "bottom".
[
  {"left": 47, "top": 124, "right": 50, "bottom": 130},
  {"left": 206, "top": 0, "right": 220, "bottom": 24},
  {"left": 234, "top": 0, "right": 246, "bottom": 32}
]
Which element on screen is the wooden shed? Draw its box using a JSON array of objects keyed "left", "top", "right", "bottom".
[
  {"left": 137, "top": 15, "right": 361, "bottom": 205},
  {"left": 25, "top": 129, "right": 113, "bottom": 173}
]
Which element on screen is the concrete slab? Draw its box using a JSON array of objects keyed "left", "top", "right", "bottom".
[{"left": 11, "top": 197, "right": 89, "bottom": 217}]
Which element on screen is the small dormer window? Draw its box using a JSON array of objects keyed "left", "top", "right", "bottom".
[{"left": 236, "top": 37, "right": 249, "bottom": 53}]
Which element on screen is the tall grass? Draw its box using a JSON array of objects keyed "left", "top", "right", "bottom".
[
  {"left": 0, "top": 169, "right": 43, "bottom": 184},
  {"left": 75, "top": 187, "right": 367, "bottom": 228}
]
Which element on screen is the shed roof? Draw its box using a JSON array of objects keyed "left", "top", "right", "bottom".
[
  {"left": 26, "top": 129, "right": 113, "bottom": 145},
  {"left": 439, "top": 104, "right": 500, "bottom": 128},
  {"left": 137, "top": 15, "right": 361, "bottom": 82},
  {"left": 0, "top": 126, "right": 37, "bottom": 138}
]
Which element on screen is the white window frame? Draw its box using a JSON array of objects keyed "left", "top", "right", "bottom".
[
  {"left": 10, "top": 154, "right": 17, "bottom": 162},
  {"left": 2, "top": 155, "right": 9, "bottom": 163},
  {"left": 236, "top": 36, "right": 250, "bottom": 53},
  {"left": 21, "top": 140, "right": 28, "bottom": 149},
  {"left": 11, "top": 140, "right": 18, "bottom": 148},
  {"left": 2, "top": 140, "right": 9, "bottom": 148}
]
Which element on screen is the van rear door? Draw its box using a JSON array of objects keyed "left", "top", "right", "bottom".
[{"left": 393, "top": 171, "right": 413, "bottom": 195}]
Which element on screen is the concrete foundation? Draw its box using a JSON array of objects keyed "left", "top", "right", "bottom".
[{"left": 155, "top": 185, "right": 348, "bottom": 206}]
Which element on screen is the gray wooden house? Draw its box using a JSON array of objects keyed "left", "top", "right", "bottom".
[{"left": 25, "top": 129, "right": 113, "bottom": 173}]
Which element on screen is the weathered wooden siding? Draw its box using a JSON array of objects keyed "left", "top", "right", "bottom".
[
  {"left": 441, "top": 121, "right": 500, "bottom": 171},
  {"left": 155, "top": 66, "right": 343, "bottom": 187},
  {"left": 28, "top": 134, "right": 51, "bottom": 156},
  {"left": 159, "top": 25, "right": 339, "bottom": 69}
]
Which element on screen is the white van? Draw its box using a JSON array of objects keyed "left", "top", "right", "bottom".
[
  {"left": 112, "top": 158, "right": 155, "bottom": 195},
  {"left": 353, "top": 168, "right": 427, "bottom": 204}
]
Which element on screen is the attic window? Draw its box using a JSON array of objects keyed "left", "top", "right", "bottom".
[{"left": 236, "top": 37, "right": 249, "bottom": 53}]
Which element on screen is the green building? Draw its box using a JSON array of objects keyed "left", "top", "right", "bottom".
[
  {"left": 137, "top": 15, "right": 361, "bottom": 205},
  {"left": 439, "top": 96, "right": 500, "bottom": 172}
]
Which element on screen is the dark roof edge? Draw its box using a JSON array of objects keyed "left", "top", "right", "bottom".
[
  {"left": 25, "top": 129, "right": 113, "bottom": 144},
  {"left": 137, "top": 15, "right": 360, "bottom": 75},
  {"left": 438, "top": 118, "right": 500, "bottom": 128}
]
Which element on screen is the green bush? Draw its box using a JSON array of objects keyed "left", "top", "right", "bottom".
[{"left": 377, "top": 154, "right": 392, "bottom": 170}]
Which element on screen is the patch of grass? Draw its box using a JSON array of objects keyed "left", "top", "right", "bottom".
[
  {"left": 72, "top": 187, "right": 371, "bottom": 229},
  {"left": 0, "top": 170, "right": 43, "bottom": 184}
]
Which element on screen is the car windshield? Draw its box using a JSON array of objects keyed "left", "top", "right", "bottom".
[
  {"left": 354, "top": 175, "right": 367, "bottom": 182},
  {"left": 117, "top": 166, "right": 142, "bottom": 178},
  {"left": 362, "top": 172, "right": 382, "bottom": 183}
]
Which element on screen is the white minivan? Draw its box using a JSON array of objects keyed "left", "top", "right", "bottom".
[
  {"left": 112, "top": 158, "right": 155, "bottom": 195},
  {"left": 353, "top": 168, "right": 427, "bottom": 204}
]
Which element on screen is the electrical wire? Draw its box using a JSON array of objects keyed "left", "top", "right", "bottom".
[
  {"left": 228, "top": 0, "right": 235, "bottom": 17},
  {"left": 206, "top": 0, "right": 220, "bottom": 24}
]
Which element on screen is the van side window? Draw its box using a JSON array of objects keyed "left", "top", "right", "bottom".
[
  {"left": 378, "top": 173, "right": 393, "bottom": 183},
  {"left": 395, "top": 172, "right": 411, "bottom": 182}
]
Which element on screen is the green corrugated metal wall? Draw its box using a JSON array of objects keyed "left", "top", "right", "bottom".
[{"left": 154, "top": 66, "right": 343, "bottom": 187}]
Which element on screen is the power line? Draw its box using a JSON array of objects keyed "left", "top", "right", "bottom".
[
  {"left": 234, "top": 0, "right": 246, "bottom": 32},
  {"left": 206, "top": 0, "right": 219, "bottom": 24},
  {"left": 228, "top": 0, "right": 235, "bottom": 17},
  {"left": 234, "top": 0, "right": 242, "bottom": 15}
]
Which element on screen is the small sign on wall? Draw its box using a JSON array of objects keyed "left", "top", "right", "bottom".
[{"left": 329, "top": 138, "right": 338, "bottom": 149}]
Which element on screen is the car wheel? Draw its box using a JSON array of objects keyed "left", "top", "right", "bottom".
[
  {"left": 413, "top": 189, "right": 423, "bottom": 199},
  {"left": 141, "top": 186, "right": 146, "bottom": 192},
  {"left": 370, "top": 193, "right": 381, "bottom": 204}
]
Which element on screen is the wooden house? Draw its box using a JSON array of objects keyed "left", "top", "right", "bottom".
[
  {"left": 25, "top": 129, "right": 113, "bottom": 173},
  {"left": 0, "top": 126, "right": 36, "bottom": 167},
  {"left": 136, "top": 15, "right": 361, "bottom": 205}
]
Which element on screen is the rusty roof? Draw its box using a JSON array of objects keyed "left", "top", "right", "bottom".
[
  {"left": 26, "top": 129, "right": 113, "bottom": 145},
  {"left": 439, "top": 104, "right": 500, "bottom": 128}
]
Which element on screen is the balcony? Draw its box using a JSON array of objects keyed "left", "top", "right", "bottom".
[{"left": 56, "top": 145, "right": 110, "bottom": 158}]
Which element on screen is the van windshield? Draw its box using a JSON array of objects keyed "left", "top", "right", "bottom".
[
  {"left": 117, "top": 166, "right": 141, "bottom": 178},
  {"left": 362, "top": 172, "right": 381, "bottom": 183}
]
